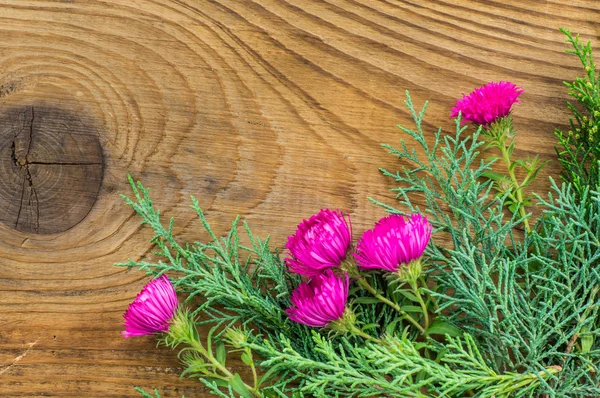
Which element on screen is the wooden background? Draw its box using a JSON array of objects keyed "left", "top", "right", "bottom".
[{"left": 0, "top": 0, "right": 598, "bottom": 396}]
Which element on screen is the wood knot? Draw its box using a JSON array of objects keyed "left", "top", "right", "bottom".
[{"left": 0, "top": 106, "right": 103, "bottom": 234}]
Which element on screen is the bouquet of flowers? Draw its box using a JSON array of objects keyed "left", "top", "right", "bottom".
[{"left": 119, "top": 29, "right": 600, "bottom": 397}]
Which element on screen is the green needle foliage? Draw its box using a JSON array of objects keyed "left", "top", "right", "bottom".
[
  {"left": 119, "top": 181, "right": 306, "bottom": 344},
  {"left": 245, "top": 331, "right": 562, "bottom": 397},
  {"left": 119, "top": 177, "right": 408, "bottom": 396},
  {"left": 374, "top": 96, "right": 600, "bottom": 395}
]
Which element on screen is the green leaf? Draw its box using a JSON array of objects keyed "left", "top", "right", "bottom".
[
  {"left": 230, "top": 373, "right": 253, "bottom": 398},
  {"left": 205, "top": 377, "right": 229, "bottom": 388},
  {"left": 400, "top": 305, "right": 422, "bottom": 313},
  {"left": 481, "top": 171, "right": 506, "bottom": 182},
  {"left": 361, "top": 323, "right": 380, "bottom": 331},
  {"left": 216, "top": 342, "right": 227, "bottom": 367},
  {"left": 507, "top": 142, "right": 515, "bottom": 157},
  {"left": 397, "top": 289, "right": 419, "bottom": 302},
  {"left": 385, "top": 318, "right": 402, "bottom": 335},
  {"left": 425, "top": 321, "right": 463, "bottom": 337},
  {"left": 353, "top": 297, "right": 382, "bottom": 304},
  {"left": 581, "top": 334, "right": 594, "bottom": 354},
  {"left": 509, "top": 159, "right": 521, "bottom": 172},
  {"left": 241, "top": 351, "right": 253, "bottom": 366},
  {"left": 134, "top": 388, "right": 161, "bottom": 398}
]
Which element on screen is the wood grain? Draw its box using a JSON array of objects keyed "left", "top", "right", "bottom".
[{"left": 0, "top": 0, "right": 597, "bottom": 396}]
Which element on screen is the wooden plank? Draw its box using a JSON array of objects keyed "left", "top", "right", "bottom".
[{"left": 0, "top": 0, "right": 597, "bottom": 396}]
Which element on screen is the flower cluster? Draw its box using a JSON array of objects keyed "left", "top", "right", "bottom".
[
  {"left": 283, "top": 209, "right": 432, "bottom": 332},
  {"left": 121, "top": 81, "right": 525, "bottom": 339}
]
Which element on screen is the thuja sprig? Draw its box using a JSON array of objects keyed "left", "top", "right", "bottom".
[
  {"left": 562, "top": 28, "right": 599, "bottom": 110},
  {"left": 118, "top": 175, "right": 323, "bottom": 354},
  {"left": 243, "top": 331, "right": 561, "bottom": 397},
  {"left": 375, "top": 90, "right": 600, "bottom": 396}
]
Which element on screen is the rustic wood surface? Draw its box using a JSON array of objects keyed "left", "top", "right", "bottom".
[{"left": 0, "top": 0, "right": 598, "bottom": 396}]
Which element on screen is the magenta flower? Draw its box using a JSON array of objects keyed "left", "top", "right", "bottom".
[
  {"left": 451, "top": 81, "right": 523, "bottom": 126},
  {"left": 286, "top": 269, "right": 349, "bottom": 328},
  {"left": 122, "top": 275, "right": 179, "bottom": 338},
  {"left": 285, "top": 209, "right": 352, "bottom": 277},
  {"left": 354, "top": 214, "right": 431, "bottom": 272}
]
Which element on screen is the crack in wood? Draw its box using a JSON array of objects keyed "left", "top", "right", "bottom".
[
  {"left": 13, "top": 107, "right": 40, "bottom": 232},
  {"left": 0, "top": 338, "right": 39, "bottom": 376},
  {"left": 14, "top": 174, "right": 27, "bottom": 231}
]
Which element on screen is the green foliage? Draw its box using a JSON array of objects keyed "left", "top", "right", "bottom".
[
  {"left": 160, "top": 309, "right": 259, "bottom": 397},
  {"left": 376, "top": 92, "right": 600, "bottom": 396},
  {"left": 119, "top": 178, "right": 307, "bottom": 345},
  {"left": 135, "top": 388, "right": 162, "bottom": 398},
  {"left": 123, "top": 92, "right": 600, "bottom": 397},
  {"left": 245, "top": 331, "right": 561, "bottom": 397},
  {"left": 119, "top": 177, "right": 402, "bottom": 396},
  {"left": 555, "top": 28, "right": 600, "bottom": 198}
]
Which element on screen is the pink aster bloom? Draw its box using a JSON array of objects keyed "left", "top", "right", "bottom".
[
  {"left": 354, "top": 214, "right": 432, "bottom": 272},
  {"left": 286, "top": 269, "right": 349, "bottom": 328},
  {"left": 451, "top": 81, "right": 523, "bottom": 126},
  {"left": 285, "top": 209, "right": 352, "bottom": 277},
  {"left": 122, "top": 275, "right": 179, "bottom": 338}
]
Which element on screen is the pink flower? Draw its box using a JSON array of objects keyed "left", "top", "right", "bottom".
[
  {"left": 286, "top": 269, "right": 349, "bottom": 328},
  {"left": 354, "top": 214, "right": 431, "bottom": 272},
  {"left": 451, "top": 81, "right": 523, "bottom": 126},
  {"left": 122, "top": 275, "right": 179, "bottom": 338},
  {"left": 285, "top": 209, "right": 352, "bottom": 277}
]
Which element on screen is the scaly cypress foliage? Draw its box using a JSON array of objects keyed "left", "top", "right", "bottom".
[{"left": 375, "top": 92, "right": 600, "bottom": 397}]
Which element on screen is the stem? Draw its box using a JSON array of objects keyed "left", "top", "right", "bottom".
[
  {"left": 409, "top": 279, "right": 430, "bottom": 331},
  {"left": 562, "top": 286, "right": 598, "bottom": 361},
  {"left": 485, "top": 366, "right": 561, "bottom": 392},
  {"left": 247, "top": 348, "right": 259, "bottom": 391},
  {"left": 499, "top": 143, "right": 531, "bottom": 233},
  {"left": 409, "top": 279, "right": 429, "bottom": 329},
  {"left": 350, "top": 324, "right": 378, "bottom": 341},
  {"left": 357, "top": 277, "right": 425, "bottom": 334},
  {"left": 189, "top": 340, "right": 261, "bottom": 397},
  {"left": 420, "top": 275, "right": 438, "bottom": 311},
  {"left": 564, "top": 333, "right": 579, "bottom": 356}
]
